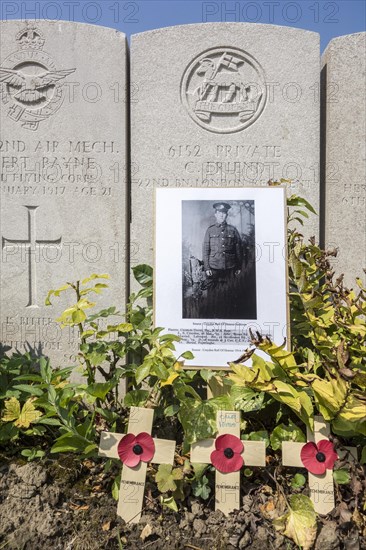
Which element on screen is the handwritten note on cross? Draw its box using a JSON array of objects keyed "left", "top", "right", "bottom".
[
  {"left": 191, "top": 410, "right": 266, "bottom": 516},
  {"left": 99, "top": 406, "right": 175, "bottom": 523},
  {"left": 282, "top": 416, "right": 357, "bottom": 514}
]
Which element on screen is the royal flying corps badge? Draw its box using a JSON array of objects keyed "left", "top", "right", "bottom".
[{"left": 0, "top": 22, "right": 76, "bottom": 131}]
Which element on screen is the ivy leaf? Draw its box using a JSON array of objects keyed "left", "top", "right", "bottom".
[
  {"left": 156, "top": 464, "right": 183, "bottom": 493},
  {"left": 333, "top": 469, "right": 351, "bottom": 485},
  {"left": 164, "top": 404, "right": 180, "bottom": 417},
  {"left": 231, "top": 386, "right": 265, "bottom": 413},
  {"left": 179, "top": 401, "right": 217, "bottom": 444},
  {"left": 273, "top": 495, "right": 317, "bottom": 550},
  {"left": 124, "top": 390, "right": 150, "bottom": 407},
  {"left": 291, "top": 473, "right": 306, "bottom": 489},
  {"left": 2, "top": 397, "right": 43, "bottom": 428},
  {"left": 270, "top": 421, "right": 306, "bottom": 451},
  {"left": 87, "top": 350, "right": 108, "bottom": 366},
  {"left": 242, "top": 430, "right": 269, "bottom": 448}
]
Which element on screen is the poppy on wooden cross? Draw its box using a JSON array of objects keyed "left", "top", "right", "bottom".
[
  {"left": 190, "top": 410, "right": 266, "bottom": 516},
  {"left": 99, "top": 407, "right": 175, "bottom": 523},
  {"left": 282, "top": 416, "right": 357, "bottom": 514}
]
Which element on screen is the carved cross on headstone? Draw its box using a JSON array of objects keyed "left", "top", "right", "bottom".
[
  {"left": 191, "top": 410, "right": 266, "bottom": 516},
  {"left": 99, "top": 407, "right": 175, "bottom": 523},
  {"left": 282, "top": 416, "right": 357, "bottom": 514},
  {"left": 2, "top": 205, "right": 62, "bottom": 307}
]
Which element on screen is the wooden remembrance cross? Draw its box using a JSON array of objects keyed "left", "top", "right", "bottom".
[
  {"left": 191, "top": 410, "right": 266, "bottom": 515},
  {"left": 99, "top": 407, "right": 175, "bottom": 523},
  {"left": 282, "top": 416, "right": 357, "bottom": 514}
]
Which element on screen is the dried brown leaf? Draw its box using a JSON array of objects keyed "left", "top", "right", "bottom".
[
  {"left": 352, "top": 508, "right": 365, "bottom": 531},
  {"left": 140, "top": 524, "right": 152, "bottom": 541}
]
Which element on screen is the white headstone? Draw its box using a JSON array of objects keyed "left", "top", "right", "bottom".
[
  {"left": 131, "top": 23, "right": 320, "bottom": 279},
  {"left": 322, "top": 32, "right": 366, "bottom": 287},
  {"left": 0, "top": 21, "right": 127, "bottom": 365}
]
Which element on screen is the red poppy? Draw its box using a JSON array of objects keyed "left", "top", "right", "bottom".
[
  {"left": 117, "top": 432, "right": 155, "bottom": 467},
  {"left": 210, "top": 434, "right": 244, "bottom": 473},
  {"left": 300, "top": 439, "right": 338, "bottom": 475}
]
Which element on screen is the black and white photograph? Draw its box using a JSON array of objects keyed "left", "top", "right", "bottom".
[
  {"left": 182, "top": 200, "right": 256, "bottom": 320},
  {"left": 155, "top": 187, "right": 289, "bottom": 368}
]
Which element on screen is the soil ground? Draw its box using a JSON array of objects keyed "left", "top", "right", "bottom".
[{"left": 0, "top": 455, "right": 364, "bottom": 550}]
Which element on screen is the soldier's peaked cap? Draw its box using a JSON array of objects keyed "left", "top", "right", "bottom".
[{"left": 213, "top": 202, "right": 231, "bottom": 213}]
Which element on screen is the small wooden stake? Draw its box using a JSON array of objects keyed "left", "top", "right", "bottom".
[
  {"left": 191, "top": 410, "right": 265, "bottom": 515},
  {"left": 99, "top": 407, "right": 175, "bottom": 523},
  {"left": 282, "top": 416, "right": 357, "bottom": 515}
]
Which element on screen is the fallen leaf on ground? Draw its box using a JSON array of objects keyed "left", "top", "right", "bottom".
[
  {"left": 338, "top": 502, "right": 352, "bottom": 525},
  {"left": 260, "top": 499, "right": 275, "bottom": 520},
  {"left": 273, "top": 494, "right": 317, "bottom": 550},
  {"left": 102, "top": 521, "right": 111, "bottom": 531},
  {"left": 352, "top": 508, "right": 365, "bottom": 531},
  {"left": 140, "top": 524, "right": 152, "bottom": 541},
  {"left": 69, "top": 503, "right": 89, "bottom": 511},
  {"left": 260, "top": 494, "right": 286, "bottom": 520}
]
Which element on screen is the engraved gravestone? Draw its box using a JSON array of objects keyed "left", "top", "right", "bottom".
[
  {"left": 0, "top": 21, "right": 127, "bottom": 365},
  {"left": 322, "top": 33, "right": 366, "bottom": 286},
  {"left": 131, "top": 23, "right": 320, "bottom": 278}
]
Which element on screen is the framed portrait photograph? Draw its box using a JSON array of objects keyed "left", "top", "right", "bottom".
[{"left": 154, "top": 186, "right": 289, "bottom": 368}]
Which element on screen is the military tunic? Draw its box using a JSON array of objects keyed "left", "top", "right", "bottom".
[{"left": 203, "top": 222, "right": 242, "bottom": 272}]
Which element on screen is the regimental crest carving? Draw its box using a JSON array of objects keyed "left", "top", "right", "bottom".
[
  {"left": 181, "top": 47, "right": 267, "bottom": 134},
  {"left": 0, "top": 23, "right": 76, "bottom": 131}
]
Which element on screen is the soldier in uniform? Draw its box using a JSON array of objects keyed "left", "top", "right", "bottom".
[{"left": 202, "top": 202, "right": 243, "bottom": 318}]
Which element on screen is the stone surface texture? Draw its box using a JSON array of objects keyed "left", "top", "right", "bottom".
[
  {"left": 131, "top": 23, "right": 320, "bottom": 276},
  {"left": 0, "top": 21, "right": 127, "bottom": 365},
  {"left": 322, "top": 32, "right": 366, "bottom": 286}
]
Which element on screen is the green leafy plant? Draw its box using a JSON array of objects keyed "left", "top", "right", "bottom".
[
  {"left": 0, "top": 353, "right": 99, "bottom": 456},
  {"left": 190, "top": 462, "right": 212, "bottom": 500},
  {"left": 333, "top": 469, "right": 351, "bottom": 485},
  {"left": 1, "top": 189, "right": 364, "bottom": 549},
  {"left": 224, "top": 194, "right": 365, "bottom": 440},
  {"left": 156, "top": 464, "right": 184, "bottom": 493},
  {"left": 290, "top": 473, "right": 306, "bottom": 490},
  {"left": 270, "top": 421, "right": 306, "bottom": 451},
  {"left": 21, "top": 448, "right": 46, "bottom": 461}
]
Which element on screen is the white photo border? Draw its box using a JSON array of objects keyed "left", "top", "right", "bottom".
[{"left": 154, "top": 186, "right": 289, "bottom": 369}]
